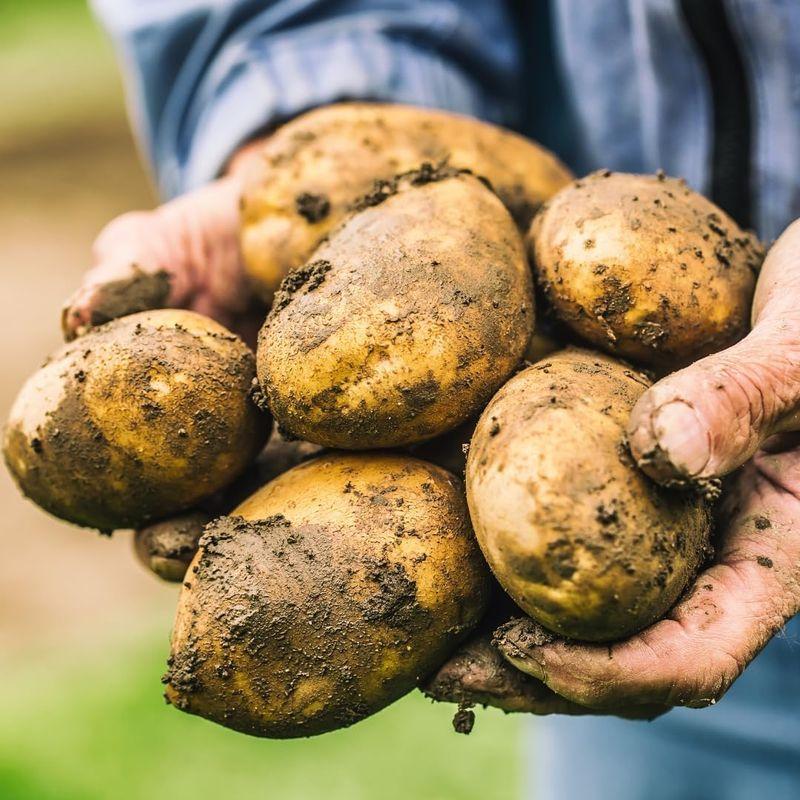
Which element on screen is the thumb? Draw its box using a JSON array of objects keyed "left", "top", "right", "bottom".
[
  {"left": 628, "top": 220, "right": 800, "bottom": 483},
  {"left": 62, "top": 159, "right": 259, "bottom": 341}
]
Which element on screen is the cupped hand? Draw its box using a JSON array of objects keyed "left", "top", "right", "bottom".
[
  {"left": 62, "top": 140, "right": 267, "bottom": 343},
  {"left": 494, "top": 454, "right": 800, "bottom": 711},
  {"left": 435, "top": 219, "right": 800, "bottom": 715},
  {"left": 423, "top": 629, "right": 668, "bottom": 721}
]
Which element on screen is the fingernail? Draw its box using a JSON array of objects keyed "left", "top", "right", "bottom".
[
  {"left": 494, "top": 621, "right": 548, "bottom": 682},
  {"left": 650, "top": 401, "right": 711, "bottom": 478},
  {"left": 502, "top": 647, "right": 547, "bottom": 682}
]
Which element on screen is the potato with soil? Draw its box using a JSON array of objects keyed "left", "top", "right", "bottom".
[
  {"left": 134, "top": 429, "right": 322, "bottom": 582},
  {"left": 164, "top": 452, "right": 491, "bottom": 738},
  {"left": 240, "top": 102, "right": 573, "bottom": 302},
  {"left": 4, "top": 309, "right": 268, "bottom": 531},
  {"left": 258, "top": 167, "right": 534, "bottom": 449},
  {"left": 466, "top": 348, "right": 712, "bottom": 642},
  {"left": 529, "top": 171, "right": 763, "bottom": 369},
  {"left": 135, "top": 512, "right": 209, "bottom": 583}
]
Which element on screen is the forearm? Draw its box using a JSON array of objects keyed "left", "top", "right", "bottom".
[{"left": 91, "top": 0, "right": 521, "bottom": 199}]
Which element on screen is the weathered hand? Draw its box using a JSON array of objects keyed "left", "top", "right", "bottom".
[
  {"left": 423, "top": 629, "right": 668, "bottom": 721},
  {"left": 61, "top": 141, "right": 266, "bottom": 343},
  {"left": 433, "top": 219, "right": 800, "bottom": 715},
  {"left": 494, "top": 455, "right": 800, "bottom": 710}
]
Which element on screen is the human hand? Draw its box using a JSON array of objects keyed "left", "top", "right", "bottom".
[
  {"left": 433, "top": 220, "right": 800, "bottom": 715},
  {"left": 423, "top": 628, "right": 667, "bottom": 722},
  {"left": 61, "top": 140, "right": 267, "bottom": 343}
]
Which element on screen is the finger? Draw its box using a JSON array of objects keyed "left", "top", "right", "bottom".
[
  {"left": 423, "top": 633, "right": 666, "bottom": 720},
  {"left": 628, "top": 219, "right": 800, "bottom": 483},
  {"left": 62, "top": 210, "right": 190, "bottom": 340},
  {"left": 423, "top": 632, "right": 583, "bottom": 714},
  {"left": 62, "top": 175, "right": 246, "bottom": 340},
  {"left": 495, "top": 463, "right": 800, "bottom": 709},
  {"left": 62, "top": 262, "right": 173, "bottom": 341}
]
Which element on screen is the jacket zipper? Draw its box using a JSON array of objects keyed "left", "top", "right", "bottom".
[{"left": 679, "top": 0, "right": 753, "bottom": 228}]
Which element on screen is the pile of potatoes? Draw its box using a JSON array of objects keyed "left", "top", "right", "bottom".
[{"left": 4, "top": 103, "right": 763, "bottom": 738}]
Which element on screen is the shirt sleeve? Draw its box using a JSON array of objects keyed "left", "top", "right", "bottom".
[{"left": 90, "top": 0, "right": 521, "bottom": 199}]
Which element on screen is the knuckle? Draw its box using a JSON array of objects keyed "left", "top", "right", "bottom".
[
  {"left": 733, "top": 346, "right": 800, "bottom": 430},
  {"left": 707, "top": 358, "right": 768, "bottom": 435}
]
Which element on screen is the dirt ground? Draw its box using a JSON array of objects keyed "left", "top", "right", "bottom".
[{"left": 0, "top": 88, "right": 184, "bottom": 656}]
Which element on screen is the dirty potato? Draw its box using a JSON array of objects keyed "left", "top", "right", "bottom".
[
  {"left": 466, "top": 348, "right": 712, "bottom": 641},
  {"left": 240, "top": 102, "right": 573, "bottom": 302},
  {"left": 135, "top": 512, "right": 209, "bottom": 582},
  {"left": 4, "top": 310, "right": 268, "bottom": 531},
  {"left": 164, "top": 452, "right": 491, "bottom": 738},
  {"left": 529, "top": 171, "right": 763, "bottom": 369},
  {"left": 134, "top": 428, "right": 323, "bottom": 582},
  {"left": 258, "top": 167, "right": 534, "bottom": 449}
]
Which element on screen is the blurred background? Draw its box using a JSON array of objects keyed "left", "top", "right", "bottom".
[{"left": 0, "top": 2, "right": 521, "bottom": 798}]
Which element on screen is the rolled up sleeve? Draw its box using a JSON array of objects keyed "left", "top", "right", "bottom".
[{"left": 91, "top": 0, "right": 521, "bottom": 198}]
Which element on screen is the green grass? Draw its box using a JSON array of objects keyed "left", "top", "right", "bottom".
[
  {"left": 0, "top": 0, "right": 123, "bottom": 149},
  {"left": 0, "top": 0, "right": 87, "bottom": 35},
  {"left": 0, "top": 629, "right": 521, "bottom": 800}
]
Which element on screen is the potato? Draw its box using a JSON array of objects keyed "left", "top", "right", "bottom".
[
  {"left": 135, "top": 512, "right": 209, "bottom": 583},
  {"left": 258, "top": 167, "right": 534, "bottom": 449},
  {"left": 4, "top": 310, "right": 268, "bottom": 531},
  {"left": 529, "top": 171, "right": 763, "bottom": 369},
  {"left": 240, "top": 102, "right": 572, "bottom": 302},
  {"left": 164, "top": 452, "right": 491, "bottom": 738},
  {"left": 466, "top": 348, "right": 712, "bottom": 641},
  {"left": 133, "top": 428, "right": 323, "bottom": 582}
]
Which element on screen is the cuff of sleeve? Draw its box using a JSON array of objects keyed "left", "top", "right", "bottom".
[{"left": 159, "top": 33, "right": 510, "bottom": 198}]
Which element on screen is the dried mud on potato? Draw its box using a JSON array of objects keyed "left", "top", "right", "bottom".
[
  {"left": 164, "top": 452, "right": 491, "bottom": 738},
  {"left": 466, "top": 348, "right": 712, "bottom": 642},
  {"left": 529, "top": 171, "right": 762, "bottom": 369},
  {"left": 258, "top": 169, "right": 534, "bottom": 449},
  {"left": 240, "top": 102, "right": 572, "bottom": 302}
]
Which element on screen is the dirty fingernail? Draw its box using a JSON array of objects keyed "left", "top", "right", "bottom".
[
  {"left": 630, "top": 399, "right": 711, "bottom": 480},
  {"left": 493, "top": 618, "right": 551, "bottom": 682},
  {"left": 497, "top": 640, "right": 547, "bottom": 682},
  {"left": 650, "top": 401, "right": 711, "bottom": 477}
]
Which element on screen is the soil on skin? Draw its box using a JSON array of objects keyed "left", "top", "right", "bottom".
[
  {"left": 83, "top": 267, "right": 171, "bottom": 333},
  {"left": 270, "top": 259, "right": 332, "bottom": 313}
]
